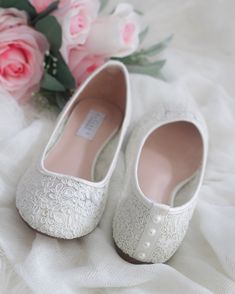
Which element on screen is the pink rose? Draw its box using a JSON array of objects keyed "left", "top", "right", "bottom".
[
  {"left": 68, "top": 47, "right": 105, "bottom": 86},
  {"left": 56, "top": 0, "right": 100, "bottom": 61},
  {"left": 29, "top": 0, "right": 69, "bottom": 13},
  {"left": 29, "top": 0, "right": 53, "bottom": 13},
  {"left": 29, "top": 0, "right": 58, "bottom": 13},
  {"left": 85, "top": 3, "right": 140, "bottom": 58},
  {"left": 0, "top": 8, "right": 28, "bottom": 32},
  {"left": 0, "top": 26, "right": 49, "bottom": 103}
]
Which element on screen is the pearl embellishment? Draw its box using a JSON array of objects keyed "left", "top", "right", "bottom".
[
  {"left": 153, "top": 215, "right": 162, "bottom": 224},
  {"left": 138, "top": 252, "right": 146, "bottom": 260},
  {"left": 144, "top": 241, "right": 151, "bottom": 248},
  {"left": 149, "top": 228, "right": 156, "bottom": 236}
]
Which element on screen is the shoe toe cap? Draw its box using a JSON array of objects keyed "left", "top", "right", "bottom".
[{"left": 16, "top": 165, "right": 106, "bottom": 239}]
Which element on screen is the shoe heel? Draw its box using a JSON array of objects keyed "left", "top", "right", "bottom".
[{"left": 114, "top": 241, "right": 152, "bottom": 264}]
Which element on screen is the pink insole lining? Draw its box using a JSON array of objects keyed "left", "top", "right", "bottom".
[
  {"left": 138, "top": 122, "right": 203, "bottom": 206},
  {"left": 44, "top": 98, "right": 123, "bottom": 181}
]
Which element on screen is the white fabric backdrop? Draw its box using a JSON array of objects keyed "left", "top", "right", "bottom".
[{"left": 1, "top": 0, "right": 235, "bottom": 293}]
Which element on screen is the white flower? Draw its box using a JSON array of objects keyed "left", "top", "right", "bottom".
[
  {"left": 85, "top": 3, "right": 140, "bottom": 58},
  {"left": 56, "top": 0, "right": 100, "bottom": 61}
]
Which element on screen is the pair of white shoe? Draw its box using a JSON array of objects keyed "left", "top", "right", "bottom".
[{"left": 16, "top": 61, "right": 208, "bottom": 264}]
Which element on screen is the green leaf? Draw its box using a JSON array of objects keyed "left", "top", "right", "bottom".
[
  {"left": 39, "top": 90, "right": 57, "bottom": 107},
  {"left": 31, "top": 1, "right": 59, "bottom": 25},
  {"left": 154, "top": 71, "right": 166, "bottom": 81},
  {"left": 56, "top": 92, "right": 70, "bottom": 110},
  {"left": 134, "top": 9, "right": 144, "bottom": 16},
  {"left": 41, "top": 73, "right": 66, "bottom": 92},
  {"left": 35, "top": 15, "right": 62, "bottom": 51},
  {"left": 0, "top": 0, "right": 37, "bottom": 18},
  {"left": 126, "top": 60, "right": 166, "bottom": 77},
  {"left": 144, "top": 35, "right": 173, "bottom": 57},
  {"left": 53, "top": 52, "right": 76, "bottom": 90},
  {"left": 39, "top": 89, "right": 61, "bottom": 108},
  {"left": 99, "top": 0, "right": 109, "bottom": 12},
  {"left": 115, "top": 55, "right": 148, "bottom": 66},
  {"left": 139, "top": 27, "right": 149, "bottom": 44}
]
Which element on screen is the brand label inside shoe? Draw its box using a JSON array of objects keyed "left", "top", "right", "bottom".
[{"left": 77, "top": 110, "right": 106, "bottom": 140}]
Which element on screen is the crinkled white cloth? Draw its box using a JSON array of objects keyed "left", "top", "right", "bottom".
[{"left": 1, "top": 0, "right": 235, "bottom": 293}]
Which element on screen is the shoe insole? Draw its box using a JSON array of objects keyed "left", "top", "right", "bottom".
[
  {"left": 44, "top": 98, "right": 123, "bottom": 181},
  {"left": 138, "top": 122, "right": 203, "bottom": 206}
]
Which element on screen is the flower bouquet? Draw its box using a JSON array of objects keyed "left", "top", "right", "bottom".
[{"left": 0, "top": 0, "right": 172, "bottom": 109}]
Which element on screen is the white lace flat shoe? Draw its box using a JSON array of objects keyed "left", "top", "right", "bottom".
[
  {"left": 113, "top": 97, "right": 208, "bottom": 263},
  {"left": 16, "top": 61, "right": 131, "bottom": 239}
]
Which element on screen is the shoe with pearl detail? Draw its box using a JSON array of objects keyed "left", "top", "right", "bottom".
[{"left": 112, "top": 97, "right": 208, "bottom": 263}]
